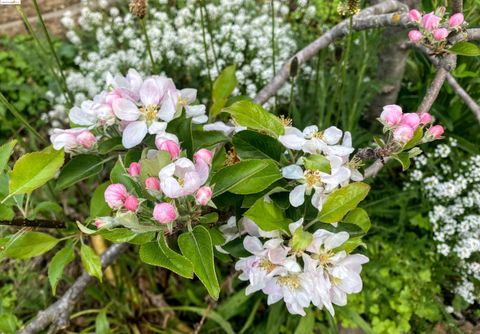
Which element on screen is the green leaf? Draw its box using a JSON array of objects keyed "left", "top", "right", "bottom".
[
  {"left": 210, "top": 65, "right": 237, "bottom": 118},
  {"left": 448, "top": 42, "right": 480, "bottom": 56},
  {"left": 303, "top": 154, "right": 331, "bottom": 173},
  {"left": 343, "top": 208, "right": 371, "bottom": 233},
  {"left": 178, "top": 225, "right": 220, "bottom": 299},
  {"left": 56, "top": 155, "right": 104, "bottom": 190},
  {"left": 98, "top": 228, "right": 137, "bottom": 243},
  {"left": 48, "top": 241, "right": 75, "bottom": 295},
  {"left": 0, "top": 140, "right": 16, "bottom": 172},
  {"left": 393, "top": 152, "right": 411, "bottom": 171},
  {"left": 8, "top": 146, "right": 64, "bottom": 197},
  {"left": 224, "top": 100, "right": 284, "bottom": 137},
  {"left": 294, "top": 309, "right": 315, "bottom": 334},
  {"left": 192, "top": 130, "right": 229, "bottom": 151},
  {"left": 95, "top": 309, "right": 110, "bottom": 334},
  {"left": 90, "top": 182, "right": 111, "bottom": 218},
  {"left": 0, "top": 204, "right": 14, "bottom": 220},
  {"left": 98, "top": 137, "right": 123, "bottom": 154},
  {"left": 0, "top": 313, "right": 18, "bottom": 334},
  {"left": 319, "top": 182, "right": 370, "bottom": 223},
  {"left": 244, "top": 196, "right": 291, "bottom": 233},
  {"left": 232, "top": 130, "right": 282, "bottom": 161},
  {"left": 291, "top": 226, "right": 313, "bottom": 252},
  {"left": 403, "top": 127, "right": 423, "bottom": 150},
  {"left": 110, "top": 158, "right": 139, "bottom": 193},
  {"left": 211, "top": 159, "right": 281, "bottom": 197},
  {"left": 139, "top": 150, "right": 171, "bottom": 184},
  {"left": 199, "top": 212, "right": 219, "bottom": 224},
  {"left": 32, "top": 201, "right": 63, "bottom": 219},
  {"left": 139, "top": 234, "right": 194, "bottom": 278},
  {"left": 80, "top": 244, "right": 102, "bottom": 282},
  {"left": 334, "top": 236, "right": 366, "bottom": 253},
  {"left": 167, "top": 116, "right": 193, "bottom": 156},
  {"left": 3, "top": 232, "right": 59, "bottom": 259}
]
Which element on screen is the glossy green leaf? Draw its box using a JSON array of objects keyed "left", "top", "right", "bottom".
[
  {"left": 178, "top": 225, "right": 220, "bottom": 299},
  {"left": 139, "top": 150, "right": 171, "bottom": 183},
  {"left": 90, "top": 182, "right": 111, "bottom": 218},
  {"left": 210, "top": 65, "right": 237, "bottom": 118},
  {"left": 294, "top": 309, "right": 315, "bottom": 334},
  {"left": 343, "top": 207, "right": 371, "bottom": 233},
  {"left": 56, "top": 155, "right": 104, "bottom": 190},
  {"left": 404, "top": 127, "right": 423, "bottom": 150},
  {"left": 0, "top": 204, "right": 14, "bottom": 220},
  {"left": 0, "top": 140, "right": 16, "bottom": 172},
  {"left": 211, "top": 159, "right": 281, "bottom": 197},
  {"left": 193, "top": 130, "right": 229, "bottom": 151},
  {"left": 232, "top": 130, "right": 282, "bottom": 161},
  {"left": 393, "top": 152, "right": 411, "bottom": 171},
  {"left": 48, "top": 241, "right": 75, "bottom": 295},
  {"left": 3, "top": 232, "right": 59, "bottom": 259},
  {"left": 139, "top": 234, "right": 194, "bottom": 278},
  {"left": 303, "top": 154, "right": 331, "bottom": 173},
  {"left": 244, "top": 196, "right": 291, "bottom": 233},
  {"left": 99, "top": 228, "right": 137, "bottom": 243},
  {"left": 334, "top": 236, "right": 366, "bottom": 253},
  {"left": 291, "top": 226, "right": 313, "bottom": 252},
  {"left": 224, "top": 100, "right": 284, "bottom": 137},
  {"left": 80, "top": 243, "right": 103, "bottom": 282},
  {"left": 319, "top": 182, "right": 370, "bottom": 223},
  {"left": 448, "top": 42, "right": 480, "bottom": 56},
  {"left": 98, "top": 137, "right": 123, "bottom": 154},
  {"left": 8, "top": 146, "right": 64, "bottom": 197},
  {"left": 95, "top": 309, "right": 110, "bottom": 334}
]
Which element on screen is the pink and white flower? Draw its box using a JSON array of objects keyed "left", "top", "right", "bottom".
[
  {"left": 380, "top": 104, "right": 403, "bottom": 127},
  {"left": 128, "top": 162, "right": 141, "bottom": 177},
  {"left": 408, "top": 9, "right": 422, "bottom": 22},
  {"left": 177, "top": 88, "right": 208, "bottom": 124},
  {"left": 195, "top": 186, "right": 213, "bottom": 205},
  {"left": 393, "top": 125, "right": 414, "bottom": 143},
  {"left": 422, "top": 12, "right": 441, "bottom": 31},
  {"left": 104, "top": 183, "right": 128, "bottom": 209},
  {"left": 159, "top": 157, "right": 209, "bottom": 198},
  {"left": 153, "top": 202, "right": 177, "bottom": 224},
  {"left": 408, "top": 30, "right": 423, "bottom": 42},
  {"left": 449, "top": 13, "right": 464, "bottom": 27},
  {"left": 124, "top": 195, "right": 139, "bottom": 212},
  {"left": 203, "top": 120, "right": 246, "bottom": 136},
  {"left": 51, "top": 128, "right": 96, "bottom": 153},
  {"left": 432, "top": 28, "right": 449, "bottom": 41}
]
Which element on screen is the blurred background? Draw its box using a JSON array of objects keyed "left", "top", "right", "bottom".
[{"left": 0, "top": 0, "right": 479, "bottom": 333}]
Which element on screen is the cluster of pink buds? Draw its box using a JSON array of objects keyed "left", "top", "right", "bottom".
[
  {"left": 407, "top": 9, "right": 464, "bottom": 46},
  {"left": 104, "top": 183, "right": 139, "bottom": 212},
  {"left": 51, "top": 128, "right": 97, "bottom": 153},
  {"left": 379, "top": 104, "right": 444, "bottom": 144}
]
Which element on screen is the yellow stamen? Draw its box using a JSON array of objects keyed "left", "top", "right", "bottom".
[
  {"left": 140, "top": 104, "right": 158, "bottom": 123},
  {"left": 259, "top": 258, "right": 276, "bottom": 273},
  {"left": 304, "top": 169, "right": 322, "bottom": 187},
  {"left": 277, "top": 275, "right": 301, "bottom": 290}
]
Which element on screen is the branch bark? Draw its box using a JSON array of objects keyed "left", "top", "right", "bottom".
[
  {"left": 416, "top": 67, "right": 449, "bottom": 114},
  {"left": 254, "top": 0, "right": 410, "bottom": 104},
  {"left": 451, "top": 0, "right": 463, "bottom": 14},
  {"left": 445, "top": 73, "right": 480, "bottom": 123},
  {"left": 19, "top": 242, "right": 129, "bottom": 334},
  {"left": 0, "top": 219, "right": 65, "bottom": 228}
]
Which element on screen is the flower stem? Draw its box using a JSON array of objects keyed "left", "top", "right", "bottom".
[
  {"left": 140, "top": 18, "right": 156, "bottom": 73},
  {"left": 201, "top": 0, "right": 219, "bottom": 75},
  {"left": 31, "top": 0, "right": 73, "bottom": 105},
  {"left": 271, "top": 0, "right": 277, "bottom": 112},
  {"left": 199, "top": 2, "right": 213, "bottom": 90}
]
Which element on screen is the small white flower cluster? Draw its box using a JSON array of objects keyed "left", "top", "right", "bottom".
[
  {"left": 224, "top": 217, "right": 368, "bottom": 316},
  {"left": 406, "top": 140, "right": 480, "bottom": 304},
  {"left": 55, "top": 0, "right": 315, "bottom": 110}
]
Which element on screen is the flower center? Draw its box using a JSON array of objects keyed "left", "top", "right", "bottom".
[
  {"left": 178, "top": 96, "right": 188, "bottom": 107},
  {"left": 140, "top": 104, "right": 158, "bottom": 123},
  {"left": 277, "top": 275, "right": 300, "bottom": 290},
  {"left": 316, "top": 249, "right": 335, "bottom": 266},
  {"left": 178, "top": 178, "right": 185, "bottom": 187},
  {"left": 312, "top": 131, "right": 324, "bottom": 139},
  {"left": 279, "top": 115, "right": 292, "bottom": 127},
  {"left": 259, "top": 258, "right": 276, "bottom": 273},
  {"left": 347, "top": 156, "right": 363, "bottom": 170},
  {"left": 304, "top": 169, "right": 322, "bottom": 187}
]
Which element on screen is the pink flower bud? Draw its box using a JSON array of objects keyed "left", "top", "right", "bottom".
[
  {"left": 419, "top": 112, "right": 433, "bottom": 124},
  {"left": 104, "top": 184, "right": 128, "bottom": 209},
  {"left": 105, "top": 90, "right": 122, "bottom": 107},
  {"left": 128, "top": 162, "right": 141, "bottom": 177},
  {"left": 449, "top": 13, "right": 464, "bottom": 27},
  {"left": 145, "top": 177, "right": 161, "bottom": 191},
  {"left": 432, "top": 28, "right": 449, "bottom": 41},
  {"left": 193, "top": 148, "right": 213, "bottom": 165},
  {"left": 422, "top": 12, "right": 441, "bottom": 31},
  {"left": 153, "top": 203, "right": 177, "bottom": 224},
  {"left": 393, "top": 125, "right": 414, "bottom": 143},
  {"left": 428, "top": 125, "right": 444, "bottom": 139},
  {"left": 124, "top": 195, "right": 139, "bottom": 212},
  {"left": 76, "top": 131, "right": 96, "bottom": 149},
  {"left": 195, "top": 186, "right": 213, "bottom": 206},
  {"left": 156, "top": 139, "right": 181, "bottom": 159},
  {"left": 380, "top": 104, "right": 403, "bottom": 126},
  {"left": 408, "top": 30, "right": 423, "bottom": 42},
  {"left": 408, "top": 9, "right": 422, "bottom": 22},
  {"left": 400, "top": 113, "right": 420, "bottom": 130},
  {"left": 95, "top": 219, "right": 104, "bottom": 229}
]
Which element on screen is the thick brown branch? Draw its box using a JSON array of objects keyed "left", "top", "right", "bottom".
[
  {"left": 19, "top": 242, "right": 129, "bottom": 334},
  {"left": 254, "top": 0, "right": 409, "bottom": 104},
  {"left": 0, "top": 219, "right": 65, "bottom": 229},
  {"left": 451, "top": 0, "right": 463, "bottom": 14}
]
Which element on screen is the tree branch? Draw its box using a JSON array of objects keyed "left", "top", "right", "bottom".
[
  {"left": 416, "top": 67, "right": 449, "bottom": 114},
  {"left": 254, "top": 0, "right": 410, "bottom": 104},
  {"left": 445, "top": 73, "right": 480, "bottom": 123},
  {"left": 451, "top": 0, "right": 463, "bottom": 14},
  {"left": 19, "top": 242, "right": 129, "bottom": 334},
  {"left": 0, "top": 219, "right": 65, "bottom": 229}
]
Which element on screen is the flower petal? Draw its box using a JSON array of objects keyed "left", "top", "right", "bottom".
[
  {"left": 323, "top": 126, "right": 343, "bottom": 145},
  {"left": 180, "top": 88, "right": 197, "bottom": 103},
  {"left": 140, "top": 78, "right": 161, "bottom": 106},
  {"left": 289, "top": 184, "right": 306, "bottom": 207},
  {"left": 113, "top": 98, "right": 140, "bottom": 121},
  {"left": 122, "top": 121, "right": 148, "bottom": 148},
  {"left": 282, "top": 164, "right": 304, "bottom": 180},
  {"left": 158, "top": 93, "right": 176, "bottom": 122}
]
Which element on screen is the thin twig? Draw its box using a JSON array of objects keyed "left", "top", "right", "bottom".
[
  {"left": 416, "top": 67, "right": 448, "bottom": 115},
  {"left": 254, "top": 0, "right": 410, "bottom": 104},
  {"left": 19, "top": 243, "right": 129, "bottom": 334},
  {"left": 0, "top": 219, "right": 65, "bottom": 229},
  {"left": 445, "top": 73, "right": 480, "bottom": 123}
]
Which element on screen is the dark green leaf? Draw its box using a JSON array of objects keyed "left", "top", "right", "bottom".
[
  {"left": 448, "top": 42, "right": 480, "bottom": 56},
  {"left": 244, "top": 196, "right": 291, "bottom": 233},
  {"left": 98, "top": 137, "right": 123, "bottom": 154},
  {"left": 90, "top": 182, "right": 111, "bottom": 218},
  {"left": 393, "top": 152, "right": 411, "bottom": 170},
  {"left": 3, "top": 232, "right": 59, "bottom": 259},
  {"left": 232, "top": 130, "right": 282, "bottom": 161},
  {"left": 56, "top": 155, "right": 104, "bottom": 190},
  {"left": 211, "top": 65, "right": 237, "bottom": 118}
]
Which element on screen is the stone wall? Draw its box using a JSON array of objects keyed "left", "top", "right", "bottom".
[{"left": 0, "top": 0, "right": 81, "bottom": 36}]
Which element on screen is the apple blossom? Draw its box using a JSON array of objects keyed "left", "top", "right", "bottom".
[
  {"left": 419, "top": 112, "right": 433, "bottom": 124},
  {"left": 393, "top": 125, "right": 414, "bottom": 143},
  {"left": 428, "top": 125, "right": 445, "bottom": 139},
  {"left": 128, "top": 162, "right": 141, "bottom": 177},
  {"left": 76, "top": 130, "right": 97, "bottom": 149},
  {"left": 408, "top": 9, "right": 422, "bottom": 22},
  {"left": 104, "top": 183, "right": 128, "bottom": 209},
  {"left": 408, "top": 30, "right": 423, "bottom": 42},
  {"left": 194, "top": 148, "right": 213, "bottom": 165},
  {"left": 124, "top": 195, "right": 139, "bottom": 212},
  {"left": 195, "top": 186, "right": 213, "bottom": 205},
  {"left": 380, "top": 104, "right": 403, "bottom": 126},
  {"left": 156, "top": 139, "right": 181, "bottom": 159},
  {"left": 153, "top": 202, "right": 177, "bottom": 224},
  {"left": 422, "top": 12, "right": 441, "bottom": 31},
  {"left": 94, "top": 218, "right": 104, "bottom": 229},
  {"left": 145, "top": 177, "right": 161, "bottom": 191},
  {"left": 50, "top": 128, "right": 94, "bottom": 153},
  {"left": 432, "top": 28, "right": 449, "bottom": 41},
  {"left": 449, "top": 13, "right": 464, "bottom": 27},
  {"left": 400, "top": 113, "right": 420, "bottom": 130},
  {"left": 159, "top": 158, "right": 208, "bottom": 198}
]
